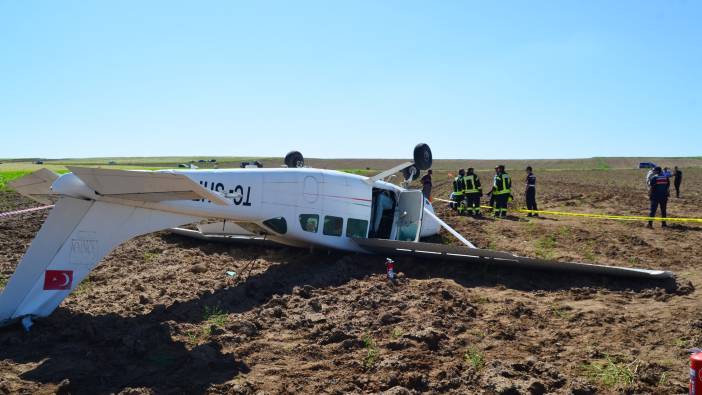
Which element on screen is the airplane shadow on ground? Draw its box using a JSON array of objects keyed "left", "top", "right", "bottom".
[{"left": 0, "top": 234, "right": 682, "bottom": 394}]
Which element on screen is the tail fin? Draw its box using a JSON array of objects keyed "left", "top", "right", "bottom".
[
  {"left": 0, "top": 196, "right": 200, "bottom": 327},
  {"left": 8, "top": 168, "right": 59, "bottom": 204}
]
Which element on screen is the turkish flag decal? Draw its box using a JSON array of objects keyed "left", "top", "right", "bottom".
[{"left": 43, "top": 270, "right": 73, "bottom": 290}]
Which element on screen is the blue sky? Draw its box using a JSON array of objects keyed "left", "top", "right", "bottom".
[{"left": 1, "top": 1, "right": 700, "bottom": 159}]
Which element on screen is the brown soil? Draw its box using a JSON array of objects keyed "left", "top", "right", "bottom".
[{"left": 1, "top": 168, "right": 701, "bottom": 394}]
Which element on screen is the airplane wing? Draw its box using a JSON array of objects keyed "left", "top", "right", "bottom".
[
  {"left": 67, "top": 166, "right": 230, "bottom": 205},
  {"left": 352, "top": 238, "right": 674, "bottom": 280}
]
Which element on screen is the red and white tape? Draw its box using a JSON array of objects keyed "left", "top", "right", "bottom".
[{"left": 0, "top": 205, "right": 54, "bottom": 218}]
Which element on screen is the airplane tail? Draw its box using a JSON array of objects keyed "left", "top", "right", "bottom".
[
  {"left": 0, "top": 196, "right": 200, "bottom": 327},
  {"left": 8, "top": 168, "right": 59, "bottom": 204}
]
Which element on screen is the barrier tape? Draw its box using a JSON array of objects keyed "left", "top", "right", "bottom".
[
  {"left": 0, "top": 205, "right": 54, "bottom": 218},
  {"left": 433, "top": 198, "right": 702, "bottom": 223}
]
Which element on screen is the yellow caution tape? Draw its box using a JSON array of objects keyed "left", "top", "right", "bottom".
[{"left": 433, "top": 198, "right": 702, "bottom": 223}]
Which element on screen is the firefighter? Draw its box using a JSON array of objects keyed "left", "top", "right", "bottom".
[
  {"left": 491, "top": 165, "right": 511, "bottom": 218},
  {"left": 452, "top": 169, "right": 467, "bottom": 214},
  {"left": 647, "top": 166, "right": 670, "bottom": 228},
  {"left": 463, "top": 168, "right": 482, "bottom": 216},
  {"left": 525, "top": 166, "right": 538, "bottom": 217}
]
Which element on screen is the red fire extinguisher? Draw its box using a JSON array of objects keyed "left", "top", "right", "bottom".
[{"left": 691, "top": 350, "right": 702, "bottom": 394}]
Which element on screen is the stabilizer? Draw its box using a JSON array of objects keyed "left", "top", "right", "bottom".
[
  {"left": 0, "top": 196, "right": 200, "bottom": 327},
  {"left": 8, "top": 168, "right": 59, "bottom": 204}
]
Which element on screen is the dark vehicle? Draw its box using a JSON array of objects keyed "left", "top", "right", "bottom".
[
  {"left": 33, "top": 160, "right": 43, "bottom": 165},
  {"left": 240, "top": 160, "right": 263, "bottom": 168},
  {"left": 209, "top": 159, "right": 217, "bottom": 163},
  {"left": 177, "top": 163, "right": 189, "bottom": 168},
  {"left": 198, "top": 159, "right": 206, "bottom": 163},
  {"left": 639, "top": 162, "right": 657, "bottom": 169}
]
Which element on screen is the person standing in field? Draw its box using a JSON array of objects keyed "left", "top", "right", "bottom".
[
  {"left": 463, "top": 168, "right": 482, "bottom": 217},
  {"left": 452, "top": 169, "right": 467, "bottom": 214},
  {"left": 491, "top": 165, "right": 511, "bottom": 218},
  {"left": 525, "top": 166, "right": 538, "bottom": 217},
  {"left": 673, "top": 166, "right": 682, "bottom": 198},
  {"left": 647, "top": 166, "right": 670, "bottom": 228},
  {"left": 420, "top": 169, "right": 433, "bottom": 201}
]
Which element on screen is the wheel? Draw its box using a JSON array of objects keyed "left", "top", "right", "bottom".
[
  {"left": 402, "top": 165, "right": 420, "bottom": 181},
  {"left": 284, "top": 151, "right": 304, "bottom": 168},
  {"left": 413, "top": 143, "right": 432, "bottom": 170}
]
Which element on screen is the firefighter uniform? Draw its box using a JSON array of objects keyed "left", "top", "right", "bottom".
[
  {"left": 648, "top": 169, "right": 670, "bottom": 228},
  {"left": 452, "top": 170, "right": 467, "bottom": 214},
  {"left": 463, "top": 170, "right": 482, "bottom": 216},
  {"left": 492, "top": 167, "right": 511, "bottom": 218}
]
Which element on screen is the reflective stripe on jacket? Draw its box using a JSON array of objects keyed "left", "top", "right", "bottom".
[
  {"left": 493, "top": 173, "right": 511, "bottom": 195},
  {"left": 463, "top": 174, "right": 481, "bottom": 193},
  {"left": 453, "top": 176, "right": 465, "bottom": 195}
]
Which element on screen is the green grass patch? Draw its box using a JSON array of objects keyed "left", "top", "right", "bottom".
[
  {"left": 143, "top": 251, "right": 160, "bottom": 263},
  {"left": 673, "top": 338, "right": 688, "bottom": 348},
  {"left": 0, "top": 171, "right": 31, "bottom": 191},
  {"left": 594, "top": 158, "right": 611, "bottom": 171},
  {"left": 73, "top": 278, "right": 93, "bottom": 296},
  {"left": 338, "top": 168, "right": 374, "bottom": 176},
  {"left": 550, "top": 304, "right": 572, "bottom": 319},
  {"left": 0, "top": 276, "right": 7, "bottom": 290},
  {"left": 535, "top": 235, "right": 557, "bottom": 259},
  {"left": 583, "top": 354, "right": 638, "bottom": 388},
  {"left": 203, "top": 305, "right": 228, "bottom": 327},
  {"left": 464, "top": 346, "right": 485, "bottom": 371},
  {"left": 362, "top": 333, "right": 379, "bottom": 370},
  {"left": 391, "top": 327, "right": 403, "bottom": 339}
]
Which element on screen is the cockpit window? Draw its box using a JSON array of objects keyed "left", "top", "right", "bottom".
[
  {"left": 346, "top": 218, "right": 368, "bottom": 238},
  {"left": 262, "top": 217, "right": 287, "bottom": 234},
  {"left": 299, "top": 214, "right": 319, "bottom": 233},
  {"left": 323, "top": 216, "right": 343, "bottom": 237}
]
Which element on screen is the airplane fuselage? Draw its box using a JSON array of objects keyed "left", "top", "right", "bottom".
[{"left": 52, "top": 168, "right": 440, "bottom": 253}]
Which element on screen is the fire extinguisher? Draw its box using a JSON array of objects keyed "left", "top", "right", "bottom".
[{"left": 691, "top": 349, "right": 702, "bottom": 394}]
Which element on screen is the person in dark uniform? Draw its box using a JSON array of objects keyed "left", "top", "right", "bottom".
[
  {"left": 420, "top": 170, "right": 433, "bottom": 201},
  {"left": 525, "top": 166, "right": 538, "bottom": 217},
  {"left": 452, "top": 169, "right": 466, "bottom": 214},
  {"left": 491, "top": 165, "right": 511, "bottom": 218},
  {"left": 647, "top": 167, "right": 670, "bottom": 228},
  {"left": 673, "top": 166, "right": 682, "bottom": 198},
  {"left": 463, "top": 168, "right": 482, "bottom": 217}
]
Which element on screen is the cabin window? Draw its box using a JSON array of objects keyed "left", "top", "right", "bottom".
[
  {"left": 346, "top": 218, "right": 369, "bottom": 238},
  {"left": 299, "top": 214, "right": 319, "bottom": 233},
  {"left": 262, "top": 217, "right": 287, "bottom": 235},
  {"left": 323, "top": 216, "right": 343, "bottom": 237}
]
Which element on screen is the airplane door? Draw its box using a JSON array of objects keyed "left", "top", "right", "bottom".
[{"left": 394, "top": 190, "right": 424, "bottom": 242}]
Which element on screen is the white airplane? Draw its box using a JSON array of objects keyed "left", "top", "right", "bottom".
[{"left": 0, "top": 144, "right": 672, "bottom": 329}]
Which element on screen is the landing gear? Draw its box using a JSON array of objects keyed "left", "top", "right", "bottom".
[
  {"left": 413, "top": 143, "right": 432, "bottom": 170},
  {"left": 284, "top": 151, "right": 304, "bottom": 168}
]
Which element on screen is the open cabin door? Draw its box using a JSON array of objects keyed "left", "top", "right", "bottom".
[{"left": 394, "top": 190, "right": 424, "bottom": 242}]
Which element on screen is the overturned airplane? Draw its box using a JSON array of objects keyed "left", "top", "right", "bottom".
[{"left": 0, "top": 144, "right": 673, "bottom": 328}]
